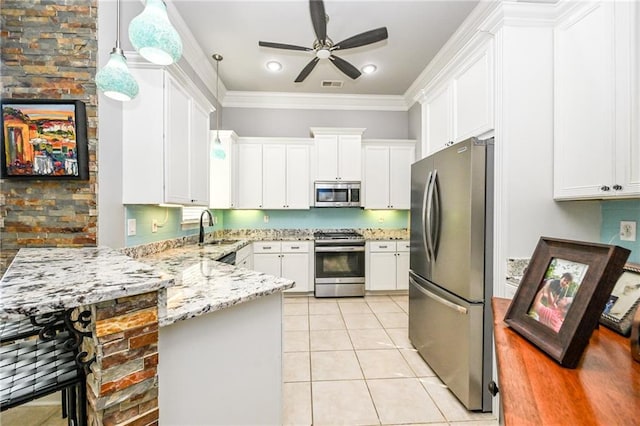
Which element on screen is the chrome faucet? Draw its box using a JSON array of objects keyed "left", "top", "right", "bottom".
[{"left": 199, "top": 210, "right": 214, "bottom": 244}]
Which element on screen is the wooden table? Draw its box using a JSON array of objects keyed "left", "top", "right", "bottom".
[{"left": 492, "top": 297, "right": 640, "bottom": 425}]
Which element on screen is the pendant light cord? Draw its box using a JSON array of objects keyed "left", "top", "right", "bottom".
[{"left": 216, "top": 57, "right": 220, "bottom": 142}]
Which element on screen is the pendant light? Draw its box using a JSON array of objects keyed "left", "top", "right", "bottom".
[
  {"left": 212, "top": 53, "right": 226, "bottom": 160},
  {"left": 129, "top": 0, "right": 183, "bottom": 66},
  {"left": 95, "top": 0, "right": 139, "bottom": 101}
]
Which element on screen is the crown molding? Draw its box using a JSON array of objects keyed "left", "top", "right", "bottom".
[{"left": 223, "top": 91, "right": 409, "bottom": 111}]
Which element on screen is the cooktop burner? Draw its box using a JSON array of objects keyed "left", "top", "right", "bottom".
[{"left": 313, "top": 230, "right": 364, "bottom": 241}]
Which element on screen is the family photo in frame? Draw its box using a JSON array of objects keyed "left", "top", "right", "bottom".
[
  {"left": 505, "top": 237, "right": 630, "bottom": 368},
  {"left": 600, "top": 263, "right": 640, "bottom": 336}
]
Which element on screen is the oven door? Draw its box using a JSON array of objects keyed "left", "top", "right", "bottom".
[{"left": 315, "top": 246, "right": 365, "bottom": 283}]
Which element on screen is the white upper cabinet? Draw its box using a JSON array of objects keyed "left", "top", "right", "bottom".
[
  {"left": 236, "top": 142, "right": 263, "bottom": 208},
  {"left": 311, "top": 128, "right": 365, "bottom": 181},
  {"left": 554, "top": 1, "right": 640, "bottom": 199},
  {"left": 363, "top": 141, "right": 415, "bottom": 209},
  {"left": 420, "top": 34, "right": 494, "bottom": 156},
  {"left": 209, "top": 130, "right": 238, "bottom": 209},
  {"left": 262, "top": 143, "right": 310, "bottom": 209},
  {"left": 236, "top": 138, "right": 312, "bottom": 209},
  {"left": 122, "top": 65, "right": 213, "bottom": 206}
]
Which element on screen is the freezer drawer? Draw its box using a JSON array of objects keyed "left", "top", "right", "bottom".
[{"left": 408, "top": 273, "right": 485, "bottom": 411}]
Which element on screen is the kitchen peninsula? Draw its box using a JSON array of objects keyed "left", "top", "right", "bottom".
[{"left": 0, "top": 244, "right": 294, "bottom": 425}]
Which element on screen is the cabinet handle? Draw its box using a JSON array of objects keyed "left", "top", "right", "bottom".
[
  {"left": 291, "top": 246, "right": 300, "bottom": 249},
  {"left": 264, "top": 246, "right": 271, "bottom": 249},
  {"left": 379, "top": 245, "right": 388, "bottom": 248},
  {"left": 600, "top": 185, "right": 610, "bottom": 192},
  {"left": 613, "top": 184, "right": 623, "bottom": 191}
]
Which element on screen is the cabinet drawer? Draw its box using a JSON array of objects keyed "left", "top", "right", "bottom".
[
  {"left": 396, "top": 241, "right": 411, "bottom": 252},
  {"left": 281, "top": 241, "right": 310, "bottom": 253},
  {"left": 253, "top": 242, "right": 281, "bottom": 253},
  {"left": 369, "top": 241, "right": 396, "bottom": 252}
]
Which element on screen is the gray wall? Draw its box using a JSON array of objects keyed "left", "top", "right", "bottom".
[{"left": 222, "top": 108, "right": 409, "bottom": 139}]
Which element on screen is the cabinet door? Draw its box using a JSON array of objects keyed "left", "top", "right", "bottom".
[
  {"left": 554, "top": 2, "right": 616, "bottom": 199},
  {"left": 422, "top": 84, "right": 452, "bottom": 156},
  {"left": 389, "top": 145, "right": 415, "bottom": 209},
  {"left": 338, "top": 135, "right": 362, "bottom": 181},
  {"left": 209, "top": 131, "right": 236, "bottom": 209},
  {"left": 315, "top": 135, "right": 339, "bottom": 180},
  {"left": 281, "top": 253, "right": 310, "bottom": 293},
  {"left": 164, "top": 74, "right": 191, "bottom": 204},
  {"left": 189, "top": 100, "right": 210, "bottom": 205},
  {"left": 252, "top": 253, "right": 282, "bottom": 278},
  {"left": 262, "top": 144, "right": 287, "bottom": 209},
  {"left": 363, "top": 146, "right": 390, "bottom": 209},
  {"left": 396, "top": 251, "right": 409, "bottom": 290},
  {"left": 368, "top": 251, "right": 397, "bottom": 291},
  {"left": 286, "top": 145, "right": 310, "bottom": 209},
  {"left": 452, "top": 40, "right": 494, "bottom": 143},
  {"left": 237, "top": 143, "right": 263, "bottom": 208}
]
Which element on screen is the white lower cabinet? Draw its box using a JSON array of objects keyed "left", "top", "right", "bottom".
[
  {"left": 252, "top": 241, "right": 312, "bottom": 293},
  {"left": 366, "top": 241, "right": 410, "bottom": 291},
  {"left": 235, "top": 244, "right": 252, "bottom": 269}
]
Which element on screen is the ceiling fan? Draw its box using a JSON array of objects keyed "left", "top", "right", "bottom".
[{"left": 258, "top": 0, "right": 388, "bottom": 83}]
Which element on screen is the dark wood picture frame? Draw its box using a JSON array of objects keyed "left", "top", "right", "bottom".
[
  {"left": 600, "top": 263, "right": 640, "bottom": 336},
  {"left": 1, "top": 98, "right": 89, "bottom": 180},
  {"left": 504, "top": 237, "right": 630, "bottom": 368}
]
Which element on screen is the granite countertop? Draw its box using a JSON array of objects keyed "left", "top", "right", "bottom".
[
  {"left": 0, "top": 247, "right": 174, "bottom": 320},
  {"left": 139, "top": 240, "right": 294, "bottom": 327}
]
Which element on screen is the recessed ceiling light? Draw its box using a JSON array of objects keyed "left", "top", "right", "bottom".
[
  {"left": 361, "top": 64, "right": 377, "bottom": 74},
  {"left": 266, "top": 61, "right": 282, "bottom": 72}
]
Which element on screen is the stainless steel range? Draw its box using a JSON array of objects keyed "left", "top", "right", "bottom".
[{"left": 313, "top": 230, "right": 365, "bottom": 297}]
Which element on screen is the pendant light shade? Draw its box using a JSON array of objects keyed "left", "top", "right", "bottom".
[
  {"left": 96, "top": 0, "right": 138, "bottom": 101},
  {"left": 212, "top": 53, "right": 226, "bottom": 160},
  {"left": 129, "top": 0, "right": 183, "bottom": 66}
]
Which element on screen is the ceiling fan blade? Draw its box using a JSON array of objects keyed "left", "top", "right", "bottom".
[
  {"left": 295, "top": 57, "right": 320, "bottom": 83},
  {"left": 329, "top": 55, "right": 361, "bottom": 80},
  {"left": 332, "top": 27, "right": 389, "bottom": 51},
  {"left": 309, "top": 0, "right": 327, "bottom": 44},
  {"left": 259, "top": 41, "right": 312, "bottom": 52}
]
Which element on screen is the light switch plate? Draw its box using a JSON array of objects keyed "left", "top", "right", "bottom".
[
  {"left": 127, "top": 218, "right": 137, "bottom": 236},
  {"left": 620, "top": 221, "right": 636, "bottom": 242}
]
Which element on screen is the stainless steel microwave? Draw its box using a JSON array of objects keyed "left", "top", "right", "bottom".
[{"left": 314, "top": 181, "right": 361, "bottom": 207}]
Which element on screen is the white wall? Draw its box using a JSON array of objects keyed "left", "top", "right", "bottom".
[{"left": 496, "top": 25, "right": 601, "bottom": 263}]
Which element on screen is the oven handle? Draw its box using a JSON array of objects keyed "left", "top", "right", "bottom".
[{"left": 315, "top": 246, "right": 365, "bottom": 253}]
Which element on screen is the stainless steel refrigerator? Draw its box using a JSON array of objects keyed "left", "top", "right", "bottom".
[{"left": 408, "top": 137, "right": 493, "bottom": 412}]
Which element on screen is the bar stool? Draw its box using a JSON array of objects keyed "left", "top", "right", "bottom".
[{"left": 0, "top": 310, "right": 92, "bottom": 425}]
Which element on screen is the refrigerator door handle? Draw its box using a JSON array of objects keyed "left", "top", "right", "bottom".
[
  {"left": 409, "top": 277, "right": 468, "bottom": 315},
  {"left": 425, "top": 169, "right": 437, "bottom": 260},
  {"left": 431, "top": 169, "right": 441, "bottom": 259},
  {"left": 421, "top": 171, "right": 432, "bottom": 261}
]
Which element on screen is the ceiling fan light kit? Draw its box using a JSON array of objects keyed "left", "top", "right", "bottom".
[
  {"left": 96, "top": 0, "right": 139, "bottom": 101},
  {"left": 266, "top": 61, "right": 283, "bottom": 72},
  {"left": 258, "top": 0, "right": 388, "bottom": 82},
  {"left": 129, "top": 0, "right": 183, "bottom": 66}
]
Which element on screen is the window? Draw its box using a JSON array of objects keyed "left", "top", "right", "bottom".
[{"left": 182, "top": 206, "right": 206, "bottom": 224}]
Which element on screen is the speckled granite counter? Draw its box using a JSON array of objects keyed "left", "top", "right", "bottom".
[
  {"left": 139, "top": 240, "right": 294, "bottom": 326},
  {"left": 0, "top": 246, "right": 174, "bottom": 320}
]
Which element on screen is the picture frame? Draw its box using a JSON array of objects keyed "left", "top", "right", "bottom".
[
  {"left": 1, "top": 98, "right": 89, "bottom": 180},
  {"left": 600, "top": 263, "right": 640, "bottom": 336},
  {"left": 504, "top": 237, "right": 630, "bottom": 368}
]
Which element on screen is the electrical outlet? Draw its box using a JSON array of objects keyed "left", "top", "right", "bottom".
[
  {"left": 263, "top": 215, "right": 269, "bottom": 223},
  {"left": 152, "top": 219, "right": 158, "bottom": 233},
  {"left": 127, "top": 219, "right": 136, "bottom": 236},
  {"left": 620, "top": 221, "right": 636, "bottom": 242},
  {"left": 378, "top": 216, "right": 384, "bottom": 223}
]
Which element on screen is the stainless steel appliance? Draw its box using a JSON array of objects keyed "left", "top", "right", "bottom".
[
  {"left": 409, "top": 137, "right": 494, "bottom": 412},
  {"left": 314, "top": 230, "right": 365, "bottom": 297},
  {"left": 314, "top": 181, "right": 361, "bottom": 207}
]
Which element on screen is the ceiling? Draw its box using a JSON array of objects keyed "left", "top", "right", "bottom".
[{"left": 168, "top": 0, "right": 480, "bottom": 97}]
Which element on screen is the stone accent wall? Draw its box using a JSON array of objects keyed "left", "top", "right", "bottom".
[
  {"left": 0, "top": 0, "right": 98, "bottom": 273},
  {"left": 86, "top": 292, "right": 160, "bottom": 426}
]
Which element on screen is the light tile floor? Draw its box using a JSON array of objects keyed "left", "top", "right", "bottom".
[{"left": 283, "top": 293, "right": 498, "bottom": 426}]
